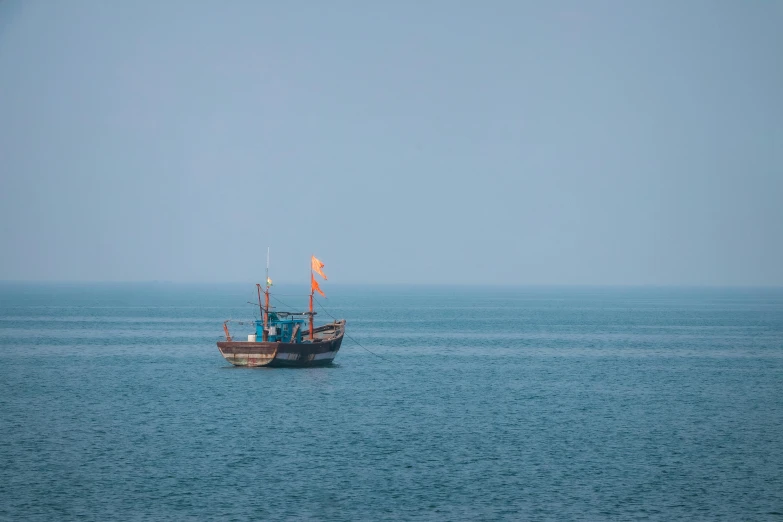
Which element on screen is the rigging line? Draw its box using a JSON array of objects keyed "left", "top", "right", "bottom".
[
  {"left": 270, "top": 294, "right": 298, "bottom": 310},
  {"left": 249, "top": 288, "right": 261, "bottom": 319},
  {"left": 313, "top": 296, "right": 338, "bottom": 322},
  {"left": 243, "top": 301, "right": 261, "bottom": 320},
  {"left": 313, "top": 297, "right": 391, "bottom": 362}
]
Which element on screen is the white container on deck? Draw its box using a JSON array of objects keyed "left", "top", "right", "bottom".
[{"left": 248, "top": 334, "right": 257, "bottom": 342}]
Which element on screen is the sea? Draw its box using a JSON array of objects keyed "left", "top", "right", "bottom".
[{"left": 1, "top": 283, "right": 782, "bottom": 520}]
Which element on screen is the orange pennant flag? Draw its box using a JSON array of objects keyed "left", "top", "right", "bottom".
[
  {"left": 311, "top": 273, "right": 326, "bottom": 297},
  {"left": 311, "top": 255, "right": 328, "bottom": 280}
]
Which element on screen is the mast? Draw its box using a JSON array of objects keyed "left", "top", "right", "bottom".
[
  {"left": 263, "top": 247, "right": 270, "bottom": 341},
  {"left": 309, "top": 255, "right": 314, "bottom": 340}
]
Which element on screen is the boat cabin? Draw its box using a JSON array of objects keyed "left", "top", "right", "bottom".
[{"left": 254, "top": 313, "right": 307, "bottom": 343}]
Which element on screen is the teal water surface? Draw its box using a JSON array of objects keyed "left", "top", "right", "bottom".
[{"left": 1, "top": 284, "right": 782, "bottom": 520}]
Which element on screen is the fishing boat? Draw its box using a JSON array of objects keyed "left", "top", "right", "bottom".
[{"left": 217, "top": 254, "right": 345, "bottom": 367}]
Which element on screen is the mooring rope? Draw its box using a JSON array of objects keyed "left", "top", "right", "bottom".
[{"left": 313, "top": 297, "right": 391, "bottom": 362}]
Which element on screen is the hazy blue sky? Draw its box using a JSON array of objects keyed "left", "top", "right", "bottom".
[{"left": 1, "top": 1, "right": 781, "bottom": 285}]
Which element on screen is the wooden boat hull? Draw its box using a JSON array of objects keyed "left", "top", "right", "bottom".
[{"left": 217, "top": 321, "right": 345, "bottom": 368}]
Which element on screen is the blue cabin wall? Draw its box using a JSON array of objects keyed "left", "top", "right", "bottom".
[{"left": 254, "top": 318, "right": 305, "bottom": 343}]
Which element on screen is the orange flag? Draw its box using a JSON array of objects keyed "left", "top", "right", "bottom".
[
  {"left": 311, "top": 273, "right": 326, "bottom": 297},
  {"left": 311, "top": 255, "right": 328, "bottom": 280}
]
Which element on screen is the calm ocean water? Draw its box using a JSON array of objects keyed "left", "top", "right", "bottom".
[{"left": 1, "top": 283, "right": 782, "bottom": 520}]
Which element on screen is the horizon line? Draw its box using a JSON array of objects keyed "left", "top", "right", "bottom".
[{"left": 1, "top": 280, "right": 782, "bottom": 289}]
